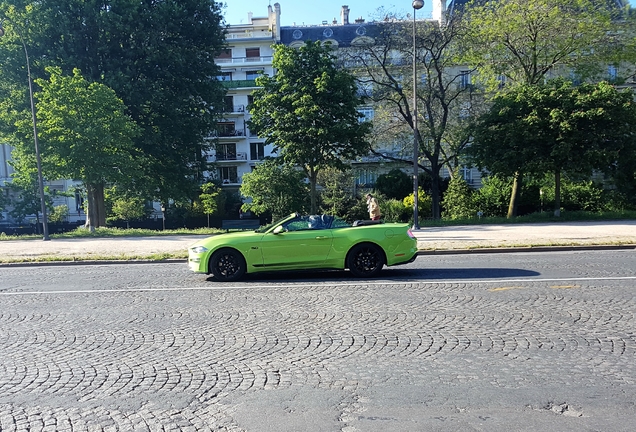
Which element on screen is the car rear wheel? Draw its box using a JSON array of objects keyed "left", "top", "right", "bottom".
[
  {"left": 209, "top": 248, "right": 246, "bottom": 282},
  {"left": 347, "top": 243, "right": 384, "bottom": 278}
]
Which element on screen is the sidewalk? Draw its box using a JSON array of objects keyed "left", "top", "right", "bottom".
[{"left": 0, "top": 221, "right": 635, "bottom": 263}]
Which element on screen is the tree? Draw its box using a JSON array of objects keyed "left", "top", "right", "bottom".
[
  {"left": 248, "top": 40, "right": 372, "bottom": 214},
  {"left": 343, "top": 11, "right": 477, "bottom": 219},
  {"left": 317, "top": 167, "right": 365, "bottom": 222},
  {"left": 34, "top": 67, "right": 141, "bottom": 230},
  {"left": 465, "top": 0, "right": 616, "bottom": 87},
  {"left": 470, "top": 80, "right": 636, "bottom": 217},
  {"left": 240, "top": 159, "right": 310, "bottom": 220},
  {"left": 199, "top": 182, "right": 223, "bottom": 228},
  {"left": 441, "top": 175, "right": 477, "bottom": 220},
  {"left": 110, "top": 197, "right": 147, "bottom": 229},
  {"left": 0, "top": 0, "right": 227, "bottom": 204},
  {"left": 464, "top": 0, "right": 620, "bottom": 215}
]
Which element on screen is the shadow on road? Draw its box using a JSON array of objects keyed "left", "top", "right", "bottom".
[{"left": 206, "top": 267, "right": 541, "bottom": 284}]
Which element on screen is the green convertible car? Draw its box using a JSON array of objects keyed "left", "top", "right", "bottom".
[{"left": 188, "top": 213, "right": 418, "bottom": 281}]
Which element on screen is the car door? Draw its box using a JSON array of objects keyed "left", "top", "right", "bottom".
[{"left": 258, "top": 216, "right": 333, "bottom": 269}]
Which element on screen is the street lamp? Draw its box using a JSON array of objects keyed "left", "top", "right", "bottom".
[
  {"left": 0, "top": 20, "right": 50, "bottom": 240},
  {"left": 411, "top": 0, "right": 424, "bottom": 230}
]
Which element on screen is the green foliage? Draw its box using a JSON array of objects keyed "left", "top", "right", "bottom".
[
  {"left": 199, "top": 182, "right": 222, "bottom": 217},
  {"left": 403, "top": 188, "right": 433, "bottom": 221},
  {"left": 441, "top": 176, "right": 478, "bottom": 220},
  {"left": 1, "top": 0, "right": 227, "bottom": 204},
  {"left": 541, "top": 179, "right": 608, "bottom": 213},
  {"left": 473, "top": 176, "right": 512, "bottom": 217},
  {"left": 240, "top": 159, "right": 310, "bottom": 220},
  {"left": 465, "top": 0, "right": 616, "bottom": 88},
  {"left": 249, "top": 40, "right": 371, "bottom": 213},
  {"left": 317, "top": 168, "right": 362, "bottom": 221},
  {"left": 33, "top": 67, "right": 141, "bottom": 227},
  {"left": 110, "top": 197, "right": 147, "bottom": 226},
  {"left": 48, "top": 204, "right": 69, "bottom": 223},
  {"left": 375, "top": 169, "right": 413, "bottom": 200},
  {"left": 380, "top": 199, "right": 411, "bottom": 223},
  {"left": 471, "top": 80, "right": 636, "bottom": 216}
]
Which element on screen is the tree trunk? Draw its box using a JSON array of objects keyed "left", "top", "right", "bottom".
[
  {"left": 85, "top": 184, "right": 97, "bottom": 232},
  {"left": 554, "top": 170, "right": 561, "bottom": 217},
  {"left": 507, "top": 172, "right": 521, "bottom": 218},
  {"left": 95, "top": 184, "right": 106, "bottom": 227}
]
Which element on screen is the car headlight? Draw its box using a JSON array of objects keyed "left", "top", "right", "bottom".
[{"left": 190, "top": 246, "right": 209, "bottom": 254}]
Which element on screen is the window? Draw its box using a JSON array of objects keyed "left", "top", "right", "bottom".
[
  {"left": 215, "top": 49, "right": 232, "bottom": 61},
  {"left": 459, "top": 71, "right": 471, "bottom": 89},
  {"left": 217, "top": 71, "right": 232, "bottom": 81},
  {"left": 219, "top": 166, "right": 238, "bottom": 184},
  {"left": 245, "top": 70, "right": 262, "bottom": 80},
  {"left": 250, "top": 142, "right": 265, "bottom": 160},
  {"left": 461, "top": 166, "right": 473, "bottom": 184},
  {"left": 224, "top": 96, "right": 233, "bottom": 112},
  {"left": 217, "top": 122, "right": 236, "bottom": 137},
  {"left": 608, "top": 65, "right": 618, "bottom": 81},
  {"left": 216, "top": 143, "right": 236, "bottom": 160},
  {"left": 356, "top": 169, "right": 377, "bottom": 186},
  {"left": 245, "top": 47, "right": 260, "bottom": 60},
  {"left": 357, "top": 81, "right": 372, "bottom": 98},
  {"left": 358, "top": 108, "right": 374, "bottom": 121}
]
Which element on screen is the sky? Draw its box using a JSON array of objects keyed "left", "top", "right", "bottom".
[{"left": 220, "top": 0, "right": 436, "bottom": 27}]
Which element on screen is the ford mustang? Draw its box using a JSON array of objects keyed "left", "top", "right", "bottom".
[{"left": 188, "top": 213, "right": 418, "bottom": 281}]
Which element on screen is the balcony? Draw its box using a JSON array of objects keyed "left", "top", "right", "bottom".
[
  {"left": 226, "top": 31, "right": 273, "bottom": 40},
  {"left": 220, "top": 80, "right": 259, "bottom": 89},
  {"left": 222, "top": 105, "right": 246, "bottom": 115},
  {"left": 214, "top": 152, "right": 248, "bottom": 162},
  {"left": 216, "top": 56, "right": 273, "bottom": 65}
]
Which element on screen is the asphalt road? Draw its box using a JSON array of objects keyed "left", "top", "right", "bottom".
[{"left": 1, "top": 250, "right": 636, "bottom": 431}]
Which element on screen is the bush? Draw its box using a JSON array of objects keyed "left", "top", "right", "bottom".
[
  {"left": 48, "top": 205, "right": 69, "bottom": 223},
  {"left": 381, "top": 198, "right": 411, "bottom": 223},
  {"left": 542, "top": 179, "right": 608, "bottom": 212},
  {"left": 403, "top": 187, "right": 432, "bottom": 219},
  {"left": 441, "top": 176, "right": 478, "bottom": 220},
  {"left": 473, "top": 175, "right": 511, "bottom": 217}
]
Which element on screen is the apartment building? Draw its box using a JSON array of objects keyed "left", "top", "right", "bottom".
[{"left": 211, "top": 4, "right": 281, "bottom": 192}]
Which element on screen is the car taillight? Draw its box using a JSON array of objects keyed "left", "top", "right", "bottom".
[{"left": 407, "top": 229, "right": 416, "bottom": 240}]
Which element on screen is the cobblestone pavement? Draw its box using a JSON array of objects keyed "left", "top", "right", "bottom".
[{"left": 1, "top": 251, "right": 636, "bottom": 431}]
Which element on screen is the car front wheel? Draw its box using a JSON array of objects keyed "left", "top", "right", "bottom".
[
  {"left": 346, "top": 243, "right": 384, "bottom": 278},
  {"left": 209, "top": 248, "right": 246, "bottom": 282}
]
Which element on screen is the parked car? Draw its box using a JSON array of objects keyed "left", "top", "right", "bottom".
[{"left": 188, "top": 213, "right": 418, "bottom": 281}]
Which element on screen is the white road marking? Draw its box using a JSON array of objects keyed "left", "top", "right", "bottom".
[{"left": 2, "top": 276, "right": 636, "bottom": 296}]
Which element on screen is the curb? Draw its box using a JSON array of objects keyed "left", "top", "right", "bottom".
[
  {"left": 1, "top": 244, "right": 634, "bottom": 268},
  {"left": 417, "top": 244, "right": 636, "bottom": 255}
]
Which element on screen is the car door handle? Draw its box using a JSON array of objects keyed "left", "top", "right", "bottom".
[{"left": 315, "top": 236, "right": 329, "bottom": 240}]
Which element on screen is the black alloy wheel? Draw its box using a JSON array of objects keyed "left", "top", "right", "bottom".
[
  {"left": 346, "top": 243, "right": 384, "bottom": 278},
  {"left": 209, "top": 248, "right": 246, "bottom": 282}
]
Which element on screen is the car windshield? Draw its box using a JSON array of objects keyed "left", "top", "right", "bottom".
[{"left": 256, "top": 214, "right": 350, "bottom": 233}]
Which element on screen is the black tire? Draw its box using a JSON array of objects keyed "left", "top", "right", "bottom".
[
  {"left": 346, "top": 243, "right": 384, "bottom": 278},
  {"left": 209, "top": 248, "right": 246, "bottom": 282}
]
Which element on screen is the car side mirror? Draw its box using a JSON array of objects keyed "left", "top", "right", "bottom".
[{"left": 273, "top": 225, "right": 285, "bottom": 235}]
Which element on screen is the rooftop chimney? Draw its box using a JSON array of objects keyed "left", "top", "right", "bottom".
[{"left": 341, "top": 5, "right": 350, "bottom": 25}]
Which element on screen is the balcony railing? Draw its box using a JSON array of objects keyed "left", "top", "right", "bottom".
[
  {"left": 216, "top": 56, "right": 273, "bottom": 65},
  {"left": 213, "top": 129, "right": 245, "bottom": 138},
  {"left": 223, "top": 105, "right": 246, "bottom": 114},
  {"left": 220, "top": 80, "right": 258, "bottom": 89},
  {"left": 215, "top": 152, "right": 248, "bottom": 162}
]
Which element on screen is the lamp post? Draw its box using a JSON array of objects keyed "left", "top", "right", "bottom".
[
  {"left": 411, "top": 0, "right": 424, "bottom": 230},
  {"left": 0, "top": 20, "right": 50, "bottom": 240}
]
